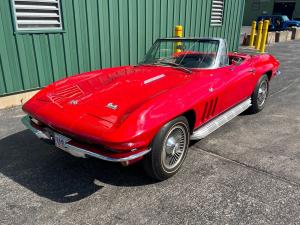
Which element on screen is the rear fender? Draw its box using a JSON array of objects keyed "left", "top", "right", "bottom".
[{"left": 252, "top": 54, "right": 280, "bottom": 82}]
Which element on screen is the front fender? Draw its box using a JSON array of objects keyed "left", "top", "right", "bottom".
[{"left": 114, "top": 82, "right": 205, "bottom": 149}]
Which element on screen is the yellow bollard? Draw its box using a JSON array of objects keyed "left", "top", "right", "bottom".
[
  {"left": 175, "top": 25, "right": 183, "bottom": 53},
  {"left": 260, "top": 20, "right": 270, "bottom": 53},
  {"left": 255, "top": 20, "right": 263, "bottom": 50},
  {"left": 249, "top": 21, "right": 256, "bottom": 47},
  {"left": 175, "top": 25, "right": 183, "bottom": 37}
]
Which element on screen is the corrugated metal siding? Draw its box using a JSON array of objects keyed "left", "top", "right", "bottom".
[{"left": 0, "top": 0, "right": 244, "bottom": 95}]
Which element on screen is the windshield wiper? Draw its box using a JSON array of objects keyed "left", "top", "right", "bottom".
[
  {"left": 153, "top": 61, "right": 192, "bottom": 74},
  {"left": 136, "top": 63, "right": 152, "bottom": 67}
]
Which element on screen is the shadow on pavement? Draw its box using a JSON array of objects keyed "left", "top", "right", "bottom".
[{"left": 0, "top": 130, "right": 155, "bottom": 203}]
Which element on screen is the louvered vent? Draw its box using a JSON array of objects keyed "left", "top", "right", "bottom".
[
  {"left": 210, "top": 0, "right": 224, "bottom": 26},
  {"left": 48, "top": 85, "right": 83, "bottom": 105},
  {"left": 201, "top": 97, "right": 219, "bottom": 122},
  {"left": 11, "top": 0, "right": 62, "bottom": 31}
]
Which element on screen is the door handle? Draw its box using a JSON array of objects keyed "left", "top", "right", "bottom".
[{"left": 248, "top": 69, "right": 256, "bottom": 73}]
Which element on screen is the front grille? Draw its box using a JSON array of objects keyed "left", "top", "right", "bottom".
[{"left": 36, "top": 122, "right": 119, "bottom": 154}]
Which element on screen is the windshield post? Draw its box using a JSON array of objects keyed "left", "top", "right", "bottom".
[{"left": 215, "top": 39, "right": 229, "bottom": 67}]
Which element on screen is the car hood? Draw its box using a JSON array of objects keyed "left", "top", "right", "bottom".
[{"left": 37, "top": 66, "right": 191, "bottom": 124}]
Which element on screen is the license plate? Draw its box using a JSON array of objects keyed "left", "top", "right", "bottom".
[{"left": 54, "top": 133, "right": 71, "bottom": 150}]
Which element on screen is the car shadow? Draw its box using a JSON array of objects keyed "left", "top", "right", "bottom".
[{"left": 0, "top": 130, "right": 155, "bottom": 203}]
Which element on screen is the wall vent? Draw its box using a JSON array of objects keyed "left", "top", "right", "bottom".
[
  {"left": 11, "top": 0, "right": 63, "bottom": 31},
  {"left": 210, "top": 0, "right": 224, "bottom": 26}
]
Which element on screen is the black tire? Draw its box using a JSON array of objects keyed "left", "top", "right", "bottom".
[
  {"left": 143, "top": 116, "right": 190, "bottom": 181},
  {"left": 248, "top": 74, "right": 269, "bottom": 114}
]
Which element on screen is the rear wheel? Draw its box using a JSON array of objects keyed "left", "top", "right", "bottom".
[
  {"left": 143, "top": 116, "right": 190, "bottom": 180},
  {"left": 249, "top": 74, "right": 269, "bottom": 113}
]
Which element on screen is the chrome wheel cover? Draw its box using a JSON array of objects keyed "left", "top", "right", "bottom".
[
  {"left": 161, "top": 124, "right": 187, "bottom": 170},
  {"left": 257, "top": 80, "right": 268, "bottom": 107}
]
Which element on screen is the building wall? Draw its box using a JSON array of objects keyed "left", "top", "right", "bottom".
[
  {"left": 243, "top": 0, "right": 300, "bottom": 25},
  {"left": 0, "top": 0, "right": 245, "bottom": 96},
  {"left": 294, "top": 1, "right": 300, "bottom": 18},
  {"left": 243, "top": 0, "right": 274, "bottom": 25}
]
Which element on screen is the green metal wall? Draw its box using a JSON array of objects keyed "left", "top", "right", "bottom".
[{"left": 0, "top": 0, "right": 245, "bottom": 95}]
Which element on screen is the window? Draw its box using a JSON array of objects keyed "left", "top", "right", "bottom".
[
  {"left": 11, "top": 0, "right": 63, "bottom": 31},
  {"left": 210, "top": 0, "right": 224, "bottom": 26}
]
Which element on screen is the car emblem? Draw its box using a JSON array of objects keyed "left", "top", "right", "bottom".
[
  {"left": 209, "top": 87, "right": 214, "bottom": 92},
  {"left": 69, "top": 100, "right": 78, "bottom": 105},
  {"left": 106, "top": 102, "right": 118, "bottom": 110}
]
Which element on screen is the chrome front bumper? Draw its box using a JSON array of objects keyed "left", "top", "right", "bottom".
[{"left": 21, "top": 116, "right": 151, "bottom": 162}]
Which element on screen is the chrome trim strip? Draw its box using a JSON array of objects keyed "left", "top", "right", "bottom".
[
  {"left": 21, "top": 116, "right": 151, "bottom": 162},
  {"left": 191, "top": 98, "right": 252, "bottom": 140},
  {"left": 64, "top": 144, "right": 151, "bottom": 162},
  {"left": 143, "top": 74, "right": 165, "bottom": 84}
]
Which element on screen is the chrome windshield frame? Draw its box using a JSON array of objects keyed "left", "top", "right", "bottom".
[{"left": 141, "top": 37, "right": 229, "bottom": 70}]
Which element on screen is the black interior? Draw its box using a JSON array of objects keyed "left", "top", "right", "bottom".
[
  {"left": 229, "top": 55, "right": 244, "bottom": 65},
  {"left": 174, "top": 54, "right": 245, "bottom": 68}
]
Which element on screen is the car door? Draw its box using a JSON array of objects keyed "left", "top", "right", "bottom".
[
  {"left": 191, "top": 70, "right": 225, "bottom": 127},
  {"left": 214, "top": 60, "right": 256, "bottom": 112}
]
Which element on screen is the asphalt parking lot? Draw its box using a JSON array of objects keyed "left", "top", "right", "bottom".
[{"left": 1, "top": 40, "right": 300, "bottom": 225}]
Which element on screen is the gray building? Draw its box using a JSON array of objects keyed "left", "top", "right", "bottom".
[{"left": 243, "top": 0, "right": 300, "bottom": 25}]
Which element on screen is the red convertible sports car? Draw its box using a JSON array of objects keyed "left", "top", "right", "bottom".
[{"left": 22, "top": 38, "right": 280, "bottom": 180}]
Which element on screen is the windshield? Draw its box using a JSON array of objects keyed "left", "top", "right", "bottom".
[{"left": 140, "top": 39, "right": 225, "bottom": 69}]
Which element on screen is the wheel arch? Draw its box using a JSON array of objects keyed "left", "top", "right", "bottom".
[
  {"left": 265, "top": 70, "right": 273, "bottom": 80},
  {"left": 181, "top": 109, "right": 196, "bottom": 133}
]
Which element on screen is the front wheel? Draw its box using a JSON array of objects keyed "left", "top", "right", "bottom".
[
  {"left": 249, "top": 74, "right": 269, "bottom": 114},
  {"left": 143, "top": 116, "right": 190, "bottom": 180}
]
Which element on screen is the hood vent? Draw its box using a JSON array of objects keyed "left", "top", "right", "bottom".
[{"left": 48, "top": 85, "right": 83, "bottom": 105}]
